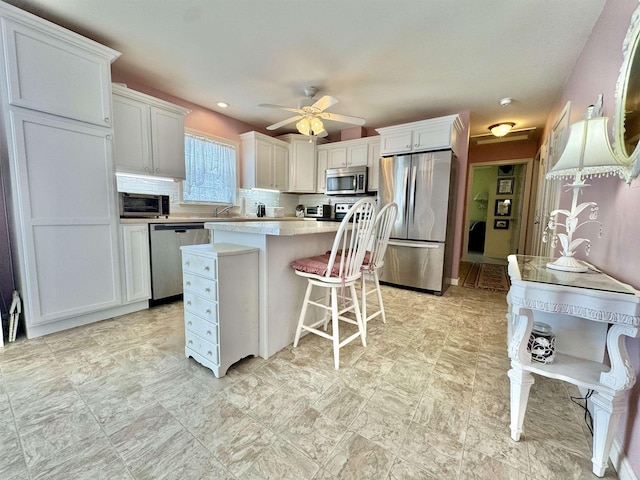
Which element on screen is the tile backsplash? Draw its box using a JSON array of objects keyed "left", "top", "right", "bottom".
[{"left": 116, "top": 174, "right": 365, "bottom": 217}]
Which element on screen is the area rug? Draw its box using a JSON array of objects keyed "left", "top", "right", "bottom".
[{"left": 461, "top": 262, "right": 510, "bottom": 292}]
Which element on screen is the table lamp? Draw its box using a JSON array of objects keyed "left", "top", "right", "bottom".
[{"left": 543, "top": 106, "right": 626, "bottom": 272}]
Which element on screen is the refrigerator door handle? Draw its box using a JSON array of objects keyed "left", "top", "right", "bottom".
[
  {"left": 388, "top": 240, "right": 440, "bottom": 249},
  {"left": 409, "top": 165, "right": 417, "bottom": 223},
  {"left": 402, "top": 166, "right": 410, "bottom": 222}
]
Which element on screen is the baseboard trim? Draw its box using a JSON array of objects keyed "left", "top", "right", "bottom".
[{"left": 611, "top": 437, "right": 639, "bottom": 480}]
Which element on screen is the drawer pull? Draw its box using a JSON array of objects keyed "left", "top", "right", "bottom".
[
  {"left": 187, "top": 301, "right": 192, "bottom": 306},
  {"left": 207, "top": 351, "right": 212, "bottom": 356},
  {"left": 204, "top": 266, "right": 210, "bottom": 271},
  {"left": 188, "top": 340, "right": 193, "bottom": 345},
  {"left": 205, "top": 287, "right": 211, "bottom": 293},
  {"left": 185, "top": 261, "right": 190, "bottom": 266},
  {"left": 206, "top": 330, "right": 212, "bottom": 336},
  {"left": 187, "top": 321, "right": 192, "bottom": 326},
  {"left": 206, "top": 309, "right": 211, "bottom": 314},
  {"left": 186, "top": 281, "right": 191, "bottom": 286}
]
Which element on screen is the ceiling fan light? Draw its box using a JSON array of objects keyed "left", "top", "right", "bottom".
[
  {"left": 311, "top": 117, "right": 324, "bottom": 135},
  {"left": 489, "top": 122, "right": 516, "bottom": 137},
  {"left": 296, "top": 118, "right": 311, "bottom": 135}
]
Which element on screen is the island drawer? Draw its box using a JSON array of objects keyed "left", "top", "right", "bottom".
[
  {"left": 182, "top": 253, "right": 217, "bottom": 279},
  {"left": 185, "top": 331, "right": 219, "bottom": 365},
  {"left": 183, "top": 291, "right": 218, "bottom": 323},
  {"left": 185, "top": 312, "right": 218, "bottom": 343},
  {"left": 183, "top": 273, "right": 217, "bottom": 301}
]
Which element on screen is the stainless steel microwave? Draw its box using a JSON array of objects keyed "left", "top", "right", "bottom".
[
  {"left": 119, "top": 192, "right": 170, "bottom": 218},
  {"left": 325, "top": 166, "right": 368, "bottom": 195}
]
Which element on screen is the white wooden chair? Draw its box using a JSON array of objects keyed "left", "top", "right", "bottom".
[
  {"left": 290, "top": 198, "right": 377, "bottom": 369},
  {"left": 360, "top": 202, "right": 398, "bottom": 335}
]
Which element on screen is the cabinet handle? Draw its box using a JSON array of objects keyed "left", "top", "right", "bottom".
[
  {"left": 144, "top": 167, "right": 150, "bottom": 172},
  {"left": 206, "top": 330, "right": 212, "bottom": 335},
  {"left": 155, "top": 168, "right": 160, "bottom": 172},
  {"left": 187, "top": 321, "right": 192, "bottom": 326},
  {"left": 106, "top": 134, "right": 112, "bottom": 140},
  {"left": 204, "top": 266, "right": 210, "bottom": 271},
  {"left": 207, "top": 351, "right": 212, "bottom": 356},
  {"left": 187, "top": 301, "right": 192, "bottom": 306},
  {"left": 185, "top": 261, "right": 190, "bottom": 266},
  {"left": 188, "top": 340, "right": 193, "bottom": 345},
  {"left": 206, "top": 309, "right": 211, "bottom": 314},
  {"left": 205, "top": 287, "right": 210, "bottom": 292},
  {"left": 186, "top": 281, "right": 191, "bottom": 286},
  {"left": 105, "top": 117, "right": 110, "bottom": 123}
]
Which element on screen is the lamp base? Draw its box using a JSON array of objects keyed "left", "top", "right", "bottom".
[{"left": 546, "top": 255, "right": 588, "bottom": 273}]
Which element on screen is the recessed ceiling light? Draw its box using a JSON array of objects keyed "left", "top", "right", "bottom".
[{"left": 217, "top": 102, "right": 229, "bottom": 108}]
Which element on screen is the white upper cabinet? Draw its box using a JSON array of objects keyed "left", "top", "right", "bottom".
[
  {"left": 316, "top": 149, "right": 328, "bottom": 192},
  {"left": 112, "top": 84, "right": 190, "bottom": 179},
  {"left": 278, "top": 134, "right": 319, "bottom": 193},
  {"left": 241, "top": 131, "right": 289, "bottom": 190},
  {"left": 377, "top": 114, "right": 464, "bottom": 156},
  {"left": 1, "top": 13, "right": 119, "bottom": 126},
  {"left": 367, "top": 139, "right": 381, "bottom": 192}
]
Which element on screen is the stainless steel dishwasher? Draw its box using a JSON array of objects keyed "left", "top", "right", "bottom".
[{"left": 149, "top": 223, "right": 210, "bottom": 303}]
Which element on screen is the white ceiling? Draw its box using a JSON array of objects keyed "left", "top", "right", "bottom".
[{"left": 5, "top": 0, "right": 608, "bottom": 139}]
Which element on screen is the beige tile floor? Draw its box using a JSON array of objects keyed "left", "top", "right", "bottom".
[{"left": 0, "top": 284, "right": 617, "bottom": 480}]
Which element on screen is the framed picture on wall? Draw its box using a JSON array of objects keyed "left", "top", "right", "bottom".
[
  {"left": 494, "top": 219, "right": 510, "bottom": 230},
  {"left": 497, "top": 177, "right": 514, "bottom": 195},
  {"left": 495, "top": 199, "right": 512, "bottom": 216}
]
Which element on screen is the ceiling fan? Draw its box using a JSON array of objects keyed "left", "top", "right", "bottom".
[{"left": 260, "top": 86, "right": 366, "bottom": 137}]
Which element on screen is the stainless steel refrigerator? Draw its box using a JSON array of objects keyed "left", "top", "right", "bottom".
[{"left": 378, "top": 150, "right": 456, "bottom": 294}]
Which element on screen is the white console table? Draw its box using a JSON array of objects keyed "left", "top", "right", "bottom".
[{"left": 506, "top": 255, "right": 640, "bottom": 477}]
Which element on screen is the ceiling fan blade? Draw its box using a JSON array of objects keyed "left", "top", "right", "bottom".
[
  {"left": 259, "top": 103, "right": 303, "bottom": 114},
  {"left": 311, "top": 95, "right": 339, "bottom": 112},
  {"left": 319, "top": 112, "right": 366, "bottom": 126},
  {"left": 316, "top": 129, "right": 328, "bottom": 138},
  {"left": 266, "top": 115, "right": 303, "bottom": 130}
]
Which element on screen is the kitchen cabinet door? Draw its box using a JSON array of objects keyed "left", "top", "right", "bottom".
[
  {"left": 112, "top": 94, "right": 153, "bottom": 174},
  {"left": 1, "top": 17, "right": 118, "bottom": 126},
  {"left": 9, "top": 110, "right": 122, "bottom": 329},
  {"left": 121, "top": 224, "right": 151, "bottom": 303},
  {"left": 327, "top": 147, "right": 348, "bottom": 168},
  {"left": 348, "top": 143, "right": 368, "bottom": 167},
  {"left": 150, "top": 106, "right": 186, "bottom": 179},
  {"left": 273, "top": 143, "right": 289, "bottom": 190},
  {"left": 281, "top": 134, "right": 316, "bottom": 193},
  {"left": 317, "top": 149, "right": 328, "bottom": 192},
  {"left": 367, "top": 140, "right": 381, "bottom": 191}
]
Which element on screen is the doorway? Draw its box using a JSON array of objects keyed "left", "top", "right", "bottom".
[{"left": 462, "top": 159, "right": 534, "bottom": 264}]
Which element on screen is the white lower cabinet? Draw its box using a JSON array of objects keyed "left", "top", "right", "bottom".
[
  {"left": 181, "top": 243, "right": 259, "bottom": 378},
  {"left": 121, "top": 224, "right": 151, "bottom": 303}
]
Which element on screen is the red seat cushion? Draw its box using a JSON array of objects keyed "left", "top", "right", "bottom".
[
  {"left": 325, "top": 249, "right": 372, "bottom": 266},
  {"left": 290, "top": 254, "right": 340, "bottom": 277}
]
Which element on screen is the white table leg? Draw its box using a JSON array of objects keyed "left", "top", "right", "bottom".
[
  {"left": 590, "top": 391, "right": 626, "bottom": 477},
  {"left": 508, "top": 366, "right": 535, "bottom": 441}
]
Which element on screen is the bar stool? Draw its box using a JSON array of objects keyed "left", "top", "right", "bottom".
[
  {"left": 360, "top": 202, "right": 398, "bottom": 335},
  {"left": 290, "top": 198, "right": 377, "bottom": 369}
]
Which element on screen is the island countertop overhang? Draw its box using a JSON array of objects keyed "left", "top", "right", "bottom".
[{"left": 205, "top": 220, "right": 342, "bottom": 236}]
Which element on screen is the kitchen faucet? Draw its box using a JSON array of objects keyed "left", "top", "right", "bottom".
[{"left": 214, "top": 205, "right": 232, "bottom": 217}]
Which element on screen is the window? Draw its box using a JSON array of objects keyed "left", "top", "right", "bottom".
[{"left": 183, "top": 131, "right": 237, "bottom": 204}]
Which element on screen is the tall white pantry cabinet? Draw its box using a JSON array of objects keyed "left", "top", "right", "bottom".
[{"left": 0, "top": 3, "right": 132, "bottom": 337}]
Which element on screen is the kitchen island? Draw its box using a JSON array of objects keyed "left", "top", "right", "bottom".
[{"left": 205, "top": 220, "right": 343, "bottom": 358}]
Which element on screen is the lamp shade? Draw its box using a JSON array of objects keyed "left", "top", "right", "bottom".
[
  {"left": 547, "top": 116, "right": 624, "bottom": 180},
  {"left": 489, "top": 122, "right": 515, "bottom": 137}
]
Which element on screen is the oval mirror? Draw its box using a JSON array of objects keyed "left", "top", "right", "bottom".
[{"left": 614, "top": 4, "right": 640, "bottom": 180}]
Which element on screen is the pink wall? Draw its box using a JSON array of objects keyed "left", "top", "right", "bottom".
[
  {"left": 548, "top": 0, "right": 640, "bottom": 475},
  {"left": 468, "top": 140, "right": 539, "bottom": 164}
]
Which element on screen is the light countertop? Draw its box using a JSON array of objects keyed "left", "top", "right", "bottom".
[
  {"left": 205, "top": 219, "right": 342, "bottom": 236},
  {"left": 119, "top": 216, "right": 305, "bottom": 224}
]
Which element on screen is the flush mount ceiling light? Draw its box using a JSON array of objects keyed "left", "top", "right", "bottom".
[
  {"left": 489, "top": 122, "right": 516, "bottom": 137},
  {"left": 217, "top": 101, "right": 229, "bottom": 108}
]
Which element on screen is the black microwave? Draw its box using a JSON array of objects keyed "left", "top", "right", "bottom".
[
  {"left": 325, "top": 166, "right": 368, "bottom": 195},
  {"left": 119, "top": 192, "right": 170, "bottom": 218}
]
